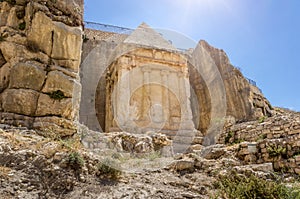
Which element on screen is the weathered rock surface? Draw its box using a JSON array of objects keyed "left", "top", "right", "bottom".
[
  {"left": 0, "top": 120, "right": 299, "bottom": 198},
  {"left": 28, "top": 11, "right": 82, "bottom": 69},
  {"left": 36, "top": 94, "right": 75, "bottom": 120},
  {"left": 33, "top": 117, "right": 77, "bottom": 137},
  {"left": 27, "top": 12, "right": 53, "bottom": 56},
  {"left": 1, "top": 89, "right": 39, "bottom": 116},
  {"left": 189, "top": 40, "right": 273, "bottom": 140},
  {"left": 9, "top": 62, "right": 46, "bottom": 91},
  {"left": 0, "top": 0, "right": 83, "bottom": 136},
  {"left": 42, "top": 70, "right": 80, "bottom": 98}
]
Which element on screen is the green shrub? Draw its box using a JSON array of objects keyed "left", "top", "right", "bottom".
[
  {"left": 258, "top": 116, "right": 267, "bottom": 123},
  {"left": 215, "top": 171, "right": 300, "bottom": 199},
  {"left": 67, "top": 152, "right": 84, "bottom": 170},
  {"left": 256, "top": 134, "right": 267, "bottom": 141},
  {"left": 225, "top": 131, "right": 234, "bottom": 144},
  {"left": 267, "top": 144, "right": 287, "bottom": 158},
  {"left": 97, "top": 158, "right": 122, "bottom": 180}
]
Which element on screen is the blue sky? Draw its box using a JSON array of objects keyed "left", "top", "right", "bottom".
[{"left": 84, "top": 0, "right": 300, "bottom": 111}]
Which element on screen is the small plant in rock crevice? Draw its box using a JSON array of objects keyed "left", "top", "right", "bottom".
[
  {"left": 18, "top": 22, "right": 26, "bottom": 30},
  {"left": 48, "top": 90, "right": 66, "bottom": 100},
  {"left": 66, "top": 152, "right": 84, "bottom": 170},
  {"left": 256, "top": 133, "right": 267, "bottom": 141},
  {"left": 96, "top": 158, "right": 122, "bottom": 180},
  {"left": 258, "top": 116, "right": 267, "bottom": 123},
  {"left": 267, "top": 144, "right": 287, "bottom": 158},
  {"left": 224, "top": 131, "right": 234, "bottom": 144}
]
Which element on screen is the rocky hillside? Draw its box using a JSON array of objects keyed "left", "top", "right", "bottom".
[{"left": 0, "top": 108, "right": 299, "bottom": 198}]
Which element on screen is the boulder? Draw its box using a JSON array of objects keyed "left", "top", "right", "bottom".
[
  {"left": 9, "top": 62, "right": 46, "bottom": 91},
  {"left": 2, "top": 89, "right": 39, "bottom": 116}
]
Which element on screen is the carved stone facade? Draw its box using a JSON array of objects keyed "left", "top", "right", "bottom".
[{"left": 105, "top": 48, "right": 195, "bottom": 135}]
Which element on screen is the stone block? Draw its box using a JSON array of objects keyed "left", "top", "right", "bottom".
[
  {"left": 51, "top": 21, "right": 82, "bottom": 61},
  {"left": 42, "top": 70, "right": 80, "bottom": 98},
  {"left": 2, "top": 89, "right": 39, "bottom": 116},
  {"left": 28, "top": 12, "right": 53, "bottom": 56},
  {"left": 0, "top": 41, "right": 49, "bottom": 66},
  {"left": 10, "top": 62, "right": 46, "bottom": 91},
  {"left": 36, "top": 93, "right": 75, "bottom": 120},
  {"left": 54, "top": 59, "right": 81, "bottom": 73}
]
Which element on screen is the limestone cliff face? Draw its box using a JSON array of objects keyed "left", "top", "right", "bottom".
[
  {"left": 0, "top": 0, "right": 83, "bottom": 136},
  {"left": 189, "top": 40, "right": 273, "bottom": 137}
]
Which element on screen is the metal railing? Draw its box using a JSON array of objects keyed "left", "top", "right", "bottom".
[
  {"left": 84, "top": 21, "right": 133, "bottom": 35},
  {"left": 247, "top": 78, "right": 257, "bottom": 87},
  {"left": 247, "top": 78, "right": 262, "bottom": 93}
]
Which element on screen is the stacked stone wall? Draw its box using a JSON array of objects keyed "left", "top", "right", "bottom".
[
  {"left": 0, "top": 0, "right": 83, "bottom": 136},
  {"left": 218, "top": 109, "right": 300, "bottom": 173}
]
